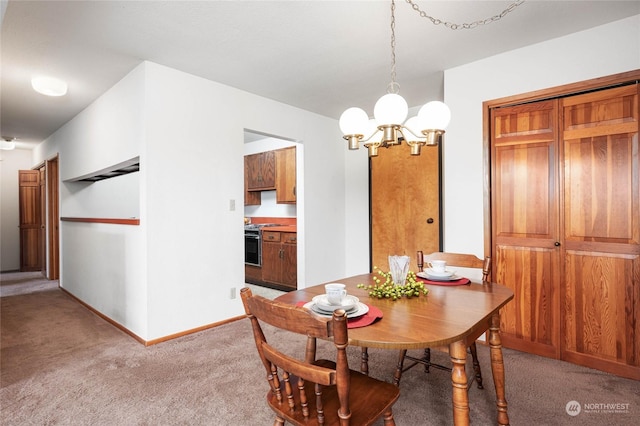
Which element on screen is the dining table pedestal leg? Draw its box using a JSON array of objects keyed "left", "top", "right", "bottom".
[
  {"left": 449, "top": 340, "right": 470, "bottom": 426},
  {"left": 489, "top": 313, "right": 510, "bottom": 425}
]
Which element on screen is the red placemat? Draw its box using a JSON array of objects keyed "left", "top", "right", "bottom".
[
  {"left": 296, "top": 302, "right": 383, "bottom": 328},
  {"left": 347, "top": 304, "right": 383, "bottom": 328},
  {"left": 416, "top": 276, "right": 471, "bottom": 286}
]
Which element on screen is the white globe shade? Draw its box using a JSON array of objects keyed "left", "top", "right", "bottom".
[
  {"left": 374, "top": 93, "right": 408, "bottom": 126},
  {"left": 418, "top": 101, "right": 451, "bottom": 130},
  {"left": 403, "top": 116, "right": 426, "bottom": 139},
  {"left": 339, "top": 107, "right": 369, "bottom": 135}
]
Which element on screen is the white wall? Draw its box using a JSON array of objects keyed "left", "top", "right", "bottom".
[
  {"left": 142, "top": 62, "right": 350, "bottom": 339},
  {"left": 31, "top": 60, "right": 355, "bottom": 341},
  {"left": 441, "top": 15, "right": 640, "bottom": 258},
  {"left": 33, "top": 64, "right": 148, "bottom": 337},
  {"left": 0, "top": 148, "right": 33, "bottom": 271}
]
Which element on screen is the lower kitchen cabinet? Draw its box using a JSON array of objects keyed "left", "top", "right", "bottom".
[{"left": 262, "top": 231, "right": 297, "bottom": 290}]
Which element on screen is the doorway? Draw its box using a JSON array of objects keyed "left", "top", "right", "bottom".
[
  {"left": 18, "top": 156, "right": 59, "bottom": 279},
  {"left": 243, "top": 130, "right": 303, "bottom": 290}
]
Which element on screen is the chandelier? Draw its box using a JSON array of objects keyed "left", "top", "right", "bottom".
[{"left": 339, "top": 0, "right": 525, "bottom": 157}]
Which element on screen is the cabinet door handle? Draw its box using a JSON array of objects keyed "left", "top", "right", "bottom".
[{"left": 279, "top": 248, "right": 284, "bottom": 259}]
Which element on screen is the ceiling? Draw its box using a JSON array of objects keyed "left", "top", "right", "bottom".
[{"left": 2, "top": 1, "right": 639, "bottom": 150}]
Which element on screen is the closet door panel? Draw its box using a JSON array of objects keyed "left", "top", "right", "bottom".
[
  {"left": 491, "top": 101, "right": 561, "bottom": 357},
  {"left": 564, "top": 251, "right": 640, "bottom": 366},
  {"left": 561, "top": 85, "right": 640, "bottom": 377}
]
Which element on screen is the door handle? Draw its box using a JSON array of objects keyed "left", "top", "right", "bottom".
[
  {"left": 426, "top": 218, "right": 434, "bottom": 224},
  {"left": 554, "top": 242, "right": 561, "bottom": 246}
]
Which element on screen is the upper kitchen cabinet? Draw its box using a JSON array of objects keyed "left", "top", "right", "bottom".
[
  {"left": 244, "top": 156, "right": 261, "bottom": 205},
  {"left": 246, "top": 150, "right": 276, "bottom": 191},
  {"left": 276, "top": 146, "right": 296, "bottom": 204}
]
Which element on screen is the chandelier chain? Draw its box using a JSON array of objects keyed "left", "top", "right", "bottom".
[
  {"left": 404, "top": 0, "right": 526, "bottom": 30},
  {"left": 388, "top": 0, "right": 400, "bottom": 94}
]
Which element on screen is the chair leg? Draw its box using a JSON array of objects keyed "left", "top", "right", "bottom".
[
  {"left": 393, "top": 349, "right": 407, "bottom": 386},
  {"left": 383, "top": 409, "right": 396, "bottom": 425},
  {"left": 361, "top": 347, "right": 369, "bottom": 375},
  {"left": 469, "top": 342, "right": 484, "bottom": 389},
  {"left": 424, "top": 348, "right": 431, "bottom": 373},
  {"left": 274, "top": 416, "right": 285, "bottom": 426}
]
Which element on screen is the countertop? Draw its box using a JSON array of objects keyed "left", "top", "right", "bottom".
[{"left": 265, "top": 225, "right": 296, "bottom": 233}]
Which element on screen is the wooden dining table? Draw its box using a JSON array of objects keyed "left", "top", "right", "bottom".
[{"left": 275, "top": 273, "right": 514, "bottom": 426}]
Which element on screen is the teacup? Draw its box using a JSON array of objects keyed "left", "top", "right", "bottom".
[
  {"left": 325, "top": 283, "right": 347, "bottom": 305},
  {"left": 428, "top": 260, "right": 447, "bottom": 273}
]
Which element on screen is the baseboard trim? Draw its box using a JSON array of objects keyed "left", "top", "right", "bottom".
[
  {"left": 144, "top": 316, "right": 246, "bottom": 347},
  {"left": 59, "top": 287, "right": 246, "bottom": 346}
]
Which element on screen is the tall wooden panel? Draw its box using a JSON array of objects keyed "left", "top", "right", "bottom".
[
  {"left": 371, "top": 144, "right": 440, "bottom": 272},
  {"left": 19, "top": 170, "right": 42, "bottom": 271},
  {"left": 491, "top": 101, "right": 561, "bottom": 358},
  {"left": 561, "top": 85, "right": 640, "bottom": 377}
]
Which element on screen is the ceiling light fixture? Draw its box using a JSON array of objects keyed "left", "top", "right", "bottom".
[
  {"left": 31, "top": 76, "right": 68, "bottom": 97},
  {"left": 1, "top": 137, "right": 17, "bottom": 150},
  {"left": 339, "top": 0, "right": 525, "bottom": 157}
]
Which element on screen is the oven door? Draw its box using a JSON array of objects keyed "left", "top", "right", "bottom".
[{"left": 245, "top": 233, "right": 261, "bottom": 266}]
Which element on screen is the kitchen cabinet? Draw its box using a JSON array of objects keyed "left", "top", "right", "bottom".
[
  {"left": 276, "top": 146, "right": 296, "bottom": 204},
  {"left": 246, "top": 150, "right": 276, "bottom": 191},
  {"left": 244, "top": 156, "right": 261, "bottom": 205},
  {"left": 262, "top": 230, "right": 297, "bottom": 290}
]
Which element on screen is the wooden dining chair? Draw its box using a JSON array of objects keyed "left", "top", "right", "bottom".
[
  {"left": 241, "top": 287, "right": 400, "bottom": 425},
  {"left": 394, "top": 251, "right": 491, "bottom": 389}
]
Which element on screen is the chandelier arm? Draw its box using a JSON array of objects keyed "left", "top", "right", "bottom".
[
  {"left": 404, "top": 0, "right": 526, "bottom": 30},
  {"left": 400, "top": 125, "right": 426, "bottom": 141}
]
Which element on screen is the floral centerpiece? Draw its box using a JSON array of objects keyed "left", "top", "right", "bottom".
[{"left": 357, "top": 266, "right": 429, "bottom": 300}]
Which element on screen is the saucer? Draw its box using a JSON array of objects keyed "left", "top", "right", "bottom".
[
  {"left": 312, "top": 294, "right": 359, "bottom": 312},
  {"left": 305, "top": 301, "right": 369, "bottom": 319},
  {"left": 425, "top": 268, "right": 455, "bottom": 277}
]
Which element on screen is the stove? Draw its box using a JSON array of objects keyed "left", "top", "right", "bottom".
[
  {"left": 244, "top": 224, "right": 280, "bottom": 266},
  {"left": 244, "top": 223, "right": 280, "bottom": 231}
]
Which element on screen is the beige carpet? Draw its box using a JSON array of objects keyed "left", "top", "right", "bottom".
[
  {"left": 0, "top": 271, "right": 58, "bottom": 297},
  {"left": 1, "top": 272, "right": 638, "bottom": 425}
]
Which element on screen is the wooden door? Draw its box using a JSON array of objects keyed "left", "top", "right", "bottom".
[
  {"left": 39, "top": 167, "right": 46, "bottom": 275},
  {"left": 19, "top": 170, "right": 42, "bottom": 271},
  {"left": 491, "top": 100, "right": 562, "bottom": 358},
  {"left": 46, "top": 157, "right": 60, "bottom": 280},
  {"left": 371, "top": 145, "right": 440, "bottom": 273},
  {"left": 561, "top": 85, "right": 640, "bottom": 378}
]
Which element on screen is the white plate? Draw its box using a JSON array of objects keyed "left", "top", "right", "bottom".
[
  {"left": 417, "top": 271, "right": 464, "bottom": 281},
  {"left": 312, "top": 294, "right": 359, "bottom": 312},
  {"left": 425, "top": 268, "right": 455, "bottom": 277},
  {"left": 304, "top": 301, "right": 369, "bottom": 319}
]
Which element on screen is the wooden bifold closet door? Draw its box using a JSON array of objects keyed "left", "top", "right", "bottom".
[{"left": 490, "top": 82, "right": 640, "bottom": 380}]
